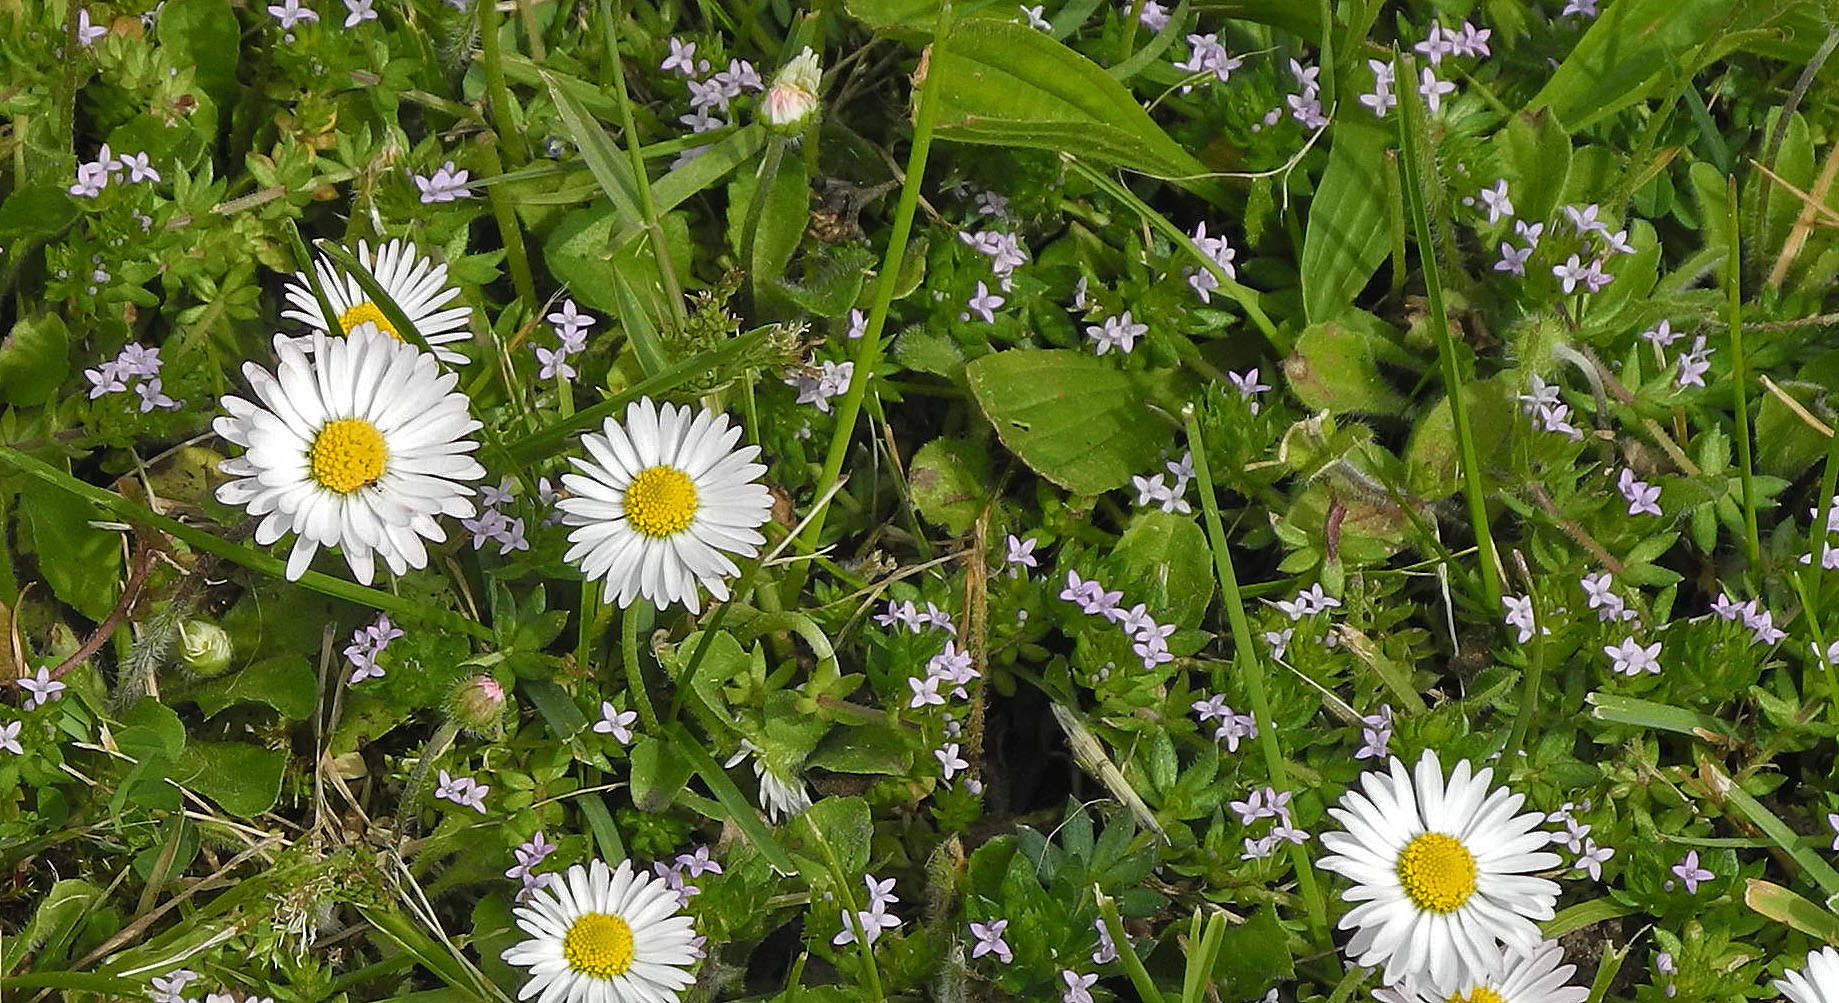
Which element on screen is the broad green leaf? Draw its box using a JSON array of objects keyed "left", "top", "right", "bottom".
[
  {"left": 784, "top": 795, "right": 872, "bottom": 888},
  {"left": 1527, "top": 0, "right": 1738, "bottom": 131},
  {"left": 1, "top": 879, "right": 104, "bottom": 973},
  {"left": 173, "top": 740, "right": 286, "bottom": 817},
  {"left": 542, "top": 71, "right": 643, "bottom": 223},
  {"left": 1108, "top": 511, "right": 1212, "bottom": 629},
  {"left": 629, "top": 735, "right": 694, "bottom": 812},
  {"left": 1211, "top": 903, "right": 1294, "bottom": 995},
  {"left": 931, "top": 19, "right": 1210, "bottom": 183},
  {"left": 1495, "top": 109, "right": 1571, "bottom": 226},
  {"left": 1282, "top": 316, "right": 1409, "bottom": 415},
  {"left": 1193, "top": 0, "right": 1321, "bottom": 39},
  {"left": 1745, "top": 879, "right": 1839, "bottom": 942},
  {"left": 23, "top": 476, "right": 121, "bottom": 621},
  {"left": 1300, "top": 119, "right": 1392, "bottom": 324},
  {"left": 191, "top": 656, "right": 318, "bottom": 720},
  {"left": 908, "top": 437, "right": 993, "bottom": 535},
  {"left": 0, "top": 185, "right": 81, "bottom": 244},
  {"left": 1405, "top": 376, "right": 1515, "bottom": 500},
  {"left": 966, "top": 349, "right": 1170, "bottom": 496},
  {"left": 155, "top": 0, "right": 240, "bottom": 107},
  {"left": 807, "top": 726, "right": 913, "bottom": 775},
  {"left": 0, "top": 313, "right": 70, "bottom": 407}
]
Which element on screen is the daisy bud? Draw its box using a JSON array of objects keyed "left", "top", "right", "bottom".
[
  {"left": 448, "top": 674, "right": 510, "bottom": 738},
  {"left": 177, "top": 620, "right": 234, "bottom": 677},
  {"left": 759, "top": 47, "right": 821, "bottom": 134}
]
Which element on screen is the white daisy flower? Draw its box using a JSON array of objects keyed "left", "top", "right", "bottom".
[
  {"left": 1376, "top": 941, "right": 1588, "bottom": 1003},
  {"left": 213, "top": 322, "right": 485, "bottom": 584},
  {"left": 501, "top": 858, "right": 698, "bottom": 1003},
  {"left": 1318, "top": 750, "right": 1560, "bottom": 995},
  {"left": 725, "top": 738, "right": 812, "bottom": 822},
  {"left": 557, "top": 398, "right": 773, "bottom": 613},
  {"left": 281, "top": 239, "right": 474, "bottom": 365},
  {"left": 1778, "top": 947, "right": 1839, "bottom": 1003}
]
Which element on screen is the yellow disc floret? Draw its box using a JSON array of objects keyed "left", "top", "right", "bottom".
[
  {"left": 1448, "top": 988, "right": 1506, "bottom": 1003},
  {"left": 338, "top": 301, "right": 400, "bottom": 340},
  {"left": 1396, "top": 832, "right": 1477, "bottom": 913},
  {"left": 624, "top": 465, "right": 698, "bottom": 538},
  {"left": 308, "top": 418, "right": 389, "bottom": 494},
  {"left": 562, "top": 912, "right": 635, "bottom": 978}
]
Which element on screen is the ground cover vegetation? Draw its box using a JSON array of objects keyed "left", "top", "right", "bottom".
[{"left": 4, "top": 0, "right": 1839, "bottom": 1001}]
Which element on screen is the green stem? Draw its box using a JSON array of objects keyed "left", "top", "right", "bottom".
[
  {"left": 1726, "top": 177, "right": 1762, "bottom": 570},
  {"left": 786, "top": 8, "right": 952, "bottom": 598},
  {"left": 1097, "top": 890, "right": 1163, "bottom": 1003},
  {"left": 1805, "top": 407, "right": 1839, "bottom": 642},
  {"left": 1395, "top": 51, "right": 1501, "bottom": 613},
  {"left": 1789, "top": 571, "right": 1839, "bottom": 719},
  {"left": 622, "top": 599, "right": 660, "bottom": 733},
  {"left": 741, "top": 136, "right": 788, "bottom": 300},
  {"left": 478, "top": 0, "right": 530, "bottom": 167},
  {"left": 1500, "top": 588, "right": 1546, "bottom": 767},
  {"left": 1184, "top": 407, "right": 1332, "bottom": 952},
  {"left": 601, "top": 0, "right": 688, "bottom": 327}
]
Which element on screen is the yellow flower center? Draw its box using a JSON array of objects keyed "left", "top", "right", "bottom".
[
  {"left": 1396, "top": 832, "right": 1477, "bottom": 913},
  {"left": 624, "top": 465, "right": 698, "bottom": 538},
  {"left": 308, "top": 418, "right": 389, "bottom": 494},
  {"left": 337, "top": 301, "right": 399, "bottom": 340},
  {"left": 562, "top": 912, "right": 635, "bottom": 978},
  {"left": 1449, "top": 988, "right": 1506, "bottom": 1003}
]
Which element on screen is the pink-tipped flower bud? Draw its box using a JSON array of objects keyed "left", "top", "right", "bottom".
[
  {"left": 448, "top": 674, "right": 509, "bottom": 737},
  {"left": 759, "top": 47, "right": 821, "bottom": 134}
]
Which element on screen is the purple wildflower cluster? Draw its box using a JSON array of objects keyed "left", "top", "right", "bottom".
[
  {"left": 833, "top": 874, "right": 901, "bottom": 946},
  {"left": 1059, "top": 570, "right": 1179, "bottom": 673},
  {"left": 69, "top": 143, "right": 160, "bottom": 199},
  {"left": 434, "top": 769, "right": 488, "bottom": 812},
  {"left": 535, "top": 298, "right": 594, "bottom": 381},
  {"left": 1131, "top": 451, "right": 1194, "bottom": 514},
  {"left": 1232, "top": 785, "right": 1309, "bottom": 860},
  {"left": 1192, "top": 694, "right": 1257, "bottom": 752},
  {"left": 1184, "top": 222, "right": 1238, "bottom": 303},
  {"left": 1172, "top": 33, "right": 1244, "bottom": 94},
  {"left": 1517, "top": 374, "right": 1584, "bottom": 442},
  {"left": 660, "top": 37, "right": 763, "bottom": 165},
  {"left": 343, "top": 613, "right": 404, "bottom": 685},
  {"left": 504, "top": 830, "right": 558, "bottom": 901},
  {"left": 653, "top": 844, "right": 723, "bottom": 908},
  {"left": 1548, "top": 801, "right": 1614, "bottom": 881},
  {"left": 1354, "top": 705, "right": 1393, "bottom": 760},
  {"left": 1708, "top": 591, "right": 1789, "bottom": 645},
  {"left": 969, "top": 917, "right": 1013, "bottom": 963},
  {"left": 85, "top": 342, "right": 179, "bottom": 412},
  {"left": 414, "top": 161, "right": 471, "bottom": 204},
  {"left": 785, "top": 358, "right": 854, "bottom": 411},
  {"left": 462, "top": 478, "right": 546, "bottom": 556},
  {"left": 960, "top": 228, "right": 1028, "bottom": 293}
]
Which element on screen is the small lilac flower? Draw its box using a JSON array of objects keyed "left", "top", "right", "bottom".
[
  {"left": 1709, "top": 592, "right": 1744, "bottom": 620},
  {"left": 342, "top": 0, "right": 377, "bottom": 25},
  {"left": 415, "top": 160, "right": 471, "bottom": 203},
  {"left": 935, "top": 742, "right": 969, "bottom": 780},
  {"left": 85, "top": 361, "right": 127, "bottom": 398},
  {"left": 136, "top": 378, "right": 178, "bottom": 412},
  {"left": 1827, "top": 812, "right": 1839, "bottom": 851},
  {"left": 1574, "top": 838, "right": 1614, "bottom": 880},
  {"left": 661, "top": 37, "right": 700, "bottom": 76},
  {"left": 69, "top": 161, "right": 108, "bottom": 198},
  {"left": 19, "top": 667, "right": 65, "bottom": 711},
  {"left": 1565, "top": 203, "right": 1607, "bottom": 236},
  {"left": 1061, "top": 969, "right": 1099, "bottom": 1003},
  {"left": 594, "top": 702, "right": 638, "bottom": 743},
  {"left": 1192, "top": 695, "right": 1231, "bottom": 723},
  {"left": 907, "top": 674, "right": 945, "bottom": 709},
  {"left": 0, "top": 720, "right": 22, "bottom": 756},
  {"left": 1604, "top": 636, "right": 1662, "bottom": 676},
  {"left": 1670, "top": 850, "right": 1713, "bottom": 893},
  {"left": 1263, "top": 627, "right": 1293, "bottom": 659},
  {"left": 1086, "top": 311, "right": 1147, "bottom": 355},
  {"left": 966, "top": 281, "right": 1005, "bottom": 323},
  {"left": 1359, "top": 59, "right": 1397, "bottom": 116},
  {"left": 1676, "top": 335, "right": 1713, "bottom": 388},
  {"left": 118, "top": 152, "right": 160, "bottom": 184},
  {"left": 267, "top": 0, "right": 319, "bottom": 29},
  {"left": 535, "top": 345, "right": 575, "bottom": 381},
  {"left": 1230, "top": 788, "right": 1272, "bottom": 825},
  {"left": 1003, "top": 534, "right": 1038, "bottom": 574},
  {"left": 1602, "top": 228, "right": 1635, "bottom": 255},
  {"left": 1503, "top": 594, "right": 1538, "bottom": 643},
  {"left": 970, "top": 919, "right": 1013, "bottom": 963},
  {"left": 148, "top": 970, "right": 200, "bottom": 1003},
  {"left": 1495, "top": 243, "right": 1533, "bottom": 276},
  {"left": 1618, "top": 468, "right": 1662, "bottom": 517},
  {"left": 1562, "top": 0, "right": 1598, "bottom": 15},
  {"left": 1418, "top": 68, "right": 1455, "bottom": 113},
  {"left": 1019, "top": 4, "right": 1049, "bottom": 30},
  {"left": 1136, "top": 0, "right": 1169, "bottom": 29},
  {"left": 435, "top": 770, "right": 489, "bottom": 813},
  {"left": 1477, "top": 181, "right": 1513, "bottom": 224},
  {"left": 1642, "top": 320, "right": 1681, "bottom": 348},
  {"left": 845, "top": 308, "right": 868, "bottom": 339},
  {"left": 1229, "top": 368, "right": 1271, "bottom": 413},
  {"left": 1091, "top": 917, "right": 1119, "bottom": 964},
  {"left": 1579, "top": 257, "right": 1613, "bottom": 293},
  {"left": 1553, "top": 254, "right": 1590, "bottom": 293}
]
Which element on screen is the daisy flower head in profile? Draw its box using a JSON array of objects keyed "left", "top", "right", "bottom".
[
  {"left": 1317, "top": 749, "right": 1561, "bottom": 994},
  {"left": 280, "top": 239, "right": 473, "bottom": 365},
  {"left": 557, "top": 397, "right": 773, "bottom": 613},
  {"left": 1776, "top": 947, "right": 1839, "bottom": 1003},
  {"left": 1375, "top": 940, "right": 1588, "bottom": 1003},
  {"left": 501, "top": 857, "right": 699, "bottom": 1003},
  {"left": 213, "top": 322, "right": 485, "bottom": 584}
]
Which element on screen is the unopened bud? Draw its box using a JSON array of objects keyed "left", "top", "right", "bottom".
[
  {"left": 178, "top": 620, "right": 233, "bottom": 676},
  {"left": 447, "top": 674, "right": 509, "bottom": 737},
  {"left": 760, "top": 47, "right": 821, "bottom": 134}
]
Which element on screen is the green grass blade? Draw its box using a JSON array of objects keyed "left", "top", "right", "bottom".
[
  {"left": 1702, "top": 757, "right": 1839, "bottom": 896},
  {"left": 663, "top": 722, "right": 797, "bottom": 875},
  {"left": 0, "top": 445, "right": 492, "bottom": 640},
  {"left": 1585, "top": 692, "right": 1735, "bottom": 741},
  {"left": 1746, "top": 878, "right": 1839, "bottom": 941}
]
